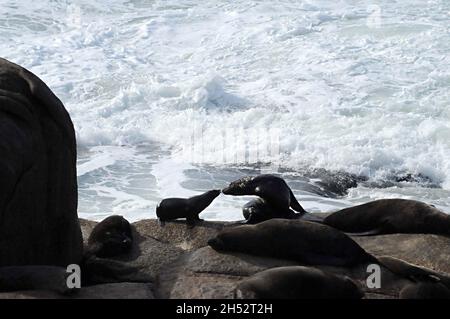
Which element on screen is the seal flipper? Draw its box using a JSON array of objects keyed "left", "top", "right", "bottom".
[
  {"left": 289, "top": 189, "right": 307, "bottom": 215},
  {"left": 345, "top": 219, "right": 393, "bottom": 236}
]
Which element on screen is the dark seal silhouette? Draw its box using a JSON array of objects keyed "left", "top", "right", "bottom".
[
  {"left": 235, "top": 266, "right": 364, "bottom": 299},
  {"left": 156, "top": 190, "right": 221, "bottom": 226},
  {"left": 0, "top": 266, "right": 73, "bottom": 294},
  {"left": 323, "top": 199, "right": 450, "bottom": 236},
  {"left": 0, "top": 57, "right": 82, "bottom": 266},
  {"left": 208, "top": 219, "right": 375, "bottom": 267},
  {"left": 222, "top": 175, "right": 307, "bottom": 223},
  {"left": 87, "top": 215, "right": 133, "bottom": 258}
]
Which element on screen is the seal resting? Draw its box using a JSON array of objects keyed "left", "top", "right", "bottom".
[
  {"left": 208, "top": 219, "right": 375, "bottom": 267},
  {"left": 0, "top": 266, "right": 73, "bottom": 294},
  {"left": 87, "top": 215, "right": 133, "bottom": 258},
  {"left": 156, "top": 190, "right": 221, "bottom": 226},
  {"left": 323, "top": 199, "right": 450, "bottom": 236},
  {"left": 376, "top": 256, "right": 450, "bottom": 288},
  {"left": 222, "top": 175, "right": 309, "bottom": 223},
  {"left": 235, "top": 266, "right": 364, "bottom": 299}
]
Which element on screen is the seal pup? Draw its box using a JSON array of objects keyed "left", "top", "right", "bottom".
[
  {"left": 87, "top": 215, "right": 133, "bottom": 258},
  {"left": 208, "top": 219, "right": 375, "bottom": 267},
  {"left": 235, "top": 266, "right": 364, "bottom": 299},
  {"left": 242, "top": 198, "right": 298, "bottom": 224},
  {"left": 323, "top": 199, "right": 450, "bottom": 236},
  {"left": 222, "top": 175, "right": 309, "bottom": 223},
  {"left": 156, "top": 189, "right": 221, "bottom": 227}
]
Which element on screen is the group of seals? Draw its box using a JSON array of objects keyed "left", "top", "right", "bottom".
[
  {"left": 208, "top": 219, "right": 450, "bottom": 299},
  {"left": 155, "top": 174, "right": 310, "bottom": 225},
  {"left": 223, "top": 175, "right": 310, "bottom": 224},
  {"left": 0, "top": 215, "right": 135, "bottom": 294}
]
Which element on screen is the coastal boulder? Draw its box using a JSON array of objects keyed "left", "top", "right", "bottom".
[{"left": 0, "top": 58, "right": 83, "bottom": 266}]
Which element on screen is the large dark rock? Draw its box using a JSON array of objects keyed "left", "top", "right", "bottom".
[{"left": 0, "top": 58, "right": 83, "bottom": 266}]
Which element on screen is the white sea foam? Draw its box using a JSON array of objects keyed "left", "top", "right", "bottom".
[{"left": 2, "top": 0, "right": 450, "bottom": 219}]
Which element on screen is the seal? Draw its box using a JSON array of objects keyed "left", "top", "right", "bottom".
[
  {"left": 156, "top": 189, "right": 221, "bottom": 226},
  {"left": 87, "top": 215, "right": 133, "bottom": 258},
  {"left": 208, "top": 219, "right": 376, "bottom": 267},
  {"left": 235, "top": 266, "right": 364, "bottom": 299},
  {"left": 323, "top": 199, "right": 450, "bottom": 236},
  {"left": 0, "top": 265, "right": 72, "bottom": 294},
  {"left": 376, "top": 256, "right": 450, "bottom": 288},
  {"left": 242, "top": 198, "right": 298, "bottom": 224},
  {"left": 222, "top": 175, "right": 308, "bottom": 223}
]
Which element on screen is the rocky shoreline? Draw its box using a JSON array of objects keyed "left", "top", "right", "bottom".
[{"left": 1, "top": 217, "right": 449, "bottom": 299}]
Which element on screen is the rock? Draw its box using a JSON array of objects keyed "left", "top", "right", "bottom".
[
  {"left": 75, "top": 282, "right": 154, "bottom": 299},
  {"left": 0, "top": 283, "right": 154, "bottom": 299},
  {"left": 75, "top": 217, "right": 450, "bottom": 299},
  {"left": 353, "top": 234, "right": 450, "bottom": 274},
  {"left": 0, "top": 58, "right": 82, "bottom": 266},
  {"left": 80, "top": 218, "right": 97, "bottom": 245},
  {"left": 133, "top": 219, "right": 233, "bottom": 251},
  {"left": 159, "top": 246, "right": 412, "bottom": 299},
  {"left": 156, "top": 247, "right": 298, "bottom": 299}
]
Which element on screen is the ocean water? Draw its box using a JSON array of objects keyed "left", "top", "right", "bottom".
[{"left": 1, "top": 0, "right": 450, "bottom": 221}]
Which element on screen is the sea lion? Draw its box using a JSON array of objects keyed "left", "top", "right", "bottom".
[
  {"left": 235, "top": 266, "right": 364, "bottom": 299},
  {"left": 323, "top": 199, "right": 450, "bottom": 236},
  {"left": 399, "top": 282, "right": 450, "bottom": 299},
  {"left": 222, "top": 175, "right": 308, "bottom": 223},
  {"left": 0, "top": 266, "right": 73, "bottom": 294},
  {"left": 208, "top": 219, "right": 375, "bottom": 267},
  {"left": 242, "top": 198, "right": 298, "bottom": 224},
  {"left": 87, "top": 215, "right": 133, "bottom": 258},
  {"left": 156, "top": 189, "right": 221, "bottom": 226}
]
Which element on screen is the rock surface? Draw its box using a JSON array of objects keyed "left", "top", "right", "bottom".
[
  {"left": 0, "top": 58, "right": 82, "bottom": 266},
  {"left": 2, "top": 217, "right": 450, "bottom": 299},
  {"left": 0, "top": 282, "right": 154, "bottom": 299},
  {"left": 84, "top": 218, "right": 450, "bottom": 299}
]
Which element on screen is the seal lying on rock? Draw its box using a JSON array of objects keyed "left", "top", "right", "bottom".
[
  {"left": 156, "top": 190, "right": 221, "bottom": 226},
  {"left": 376, "top": 256, "right": 450, "bottom": 288},
  {"left": 323, "top": 199, "right": 450, "bottom": 236},
  {"left": 87, "top": 215, "right": 133, "bottom": 258},
  {"left": 235, "top": 266, "right": 364, "bottom": 299},
  {"left": 208, "top": 219, "right": 376, "bottom": 267},
  {"left": 0, "top": 266, "right": 73, "bottom": 294},
  {"left": 375, "top": 256, "right": 450, "bottom": 299},
  {"left": 222, "top": 175, "right": 309, "bottom": 224}
]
